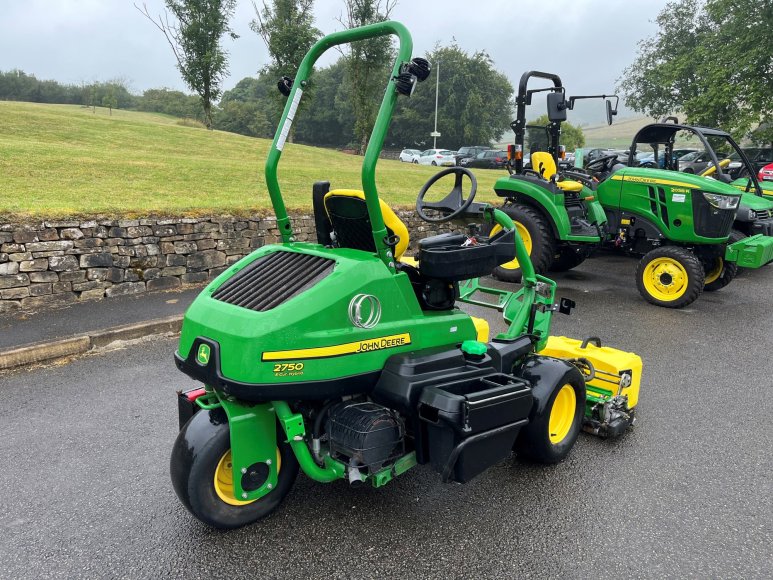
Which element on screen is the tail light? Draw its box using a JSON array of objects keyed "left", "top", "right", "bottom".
[
  {"left": 436, "top": 155, "right": 442, "bottom": 158},
  {"left": 514, "top": 144, "right": 523, "bottom": 160},
  {"left": 559, "top": 145, "right": 566, "bottom": 160}
]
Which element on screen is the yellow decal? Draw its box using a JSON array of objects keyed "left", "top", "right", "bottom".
[
  {"left": 273, "top": 362, "right": 304, "bottom": 377},
  {"left": 262, "top": 333, "right": 412, "bottom": 361},
  {"left": 610, "top": 174, "right": 695, "bottom": 189},
  {"left": 621, "top": 218, "right": 631, "bottom": 225}
]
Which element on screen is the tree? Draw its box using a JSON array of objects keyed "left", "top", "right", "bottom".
[
  {"left": 339, "top": 0, "right": 397, "bottom": 153},
  {"left": 526, "top": 114, "right": 585, "bottom": 152},
  {"left": 250, "top": 0, "right": 321, "bottom": 140},
  {"left": 136, "top": 0, "right": 238, "bottom": 129},
  {"left": 388, "top": 43, "right": 513, "bottom": 151},
  {"left": 251, "top": 0, "right": 320, "bottom": 75},
  {"left": 619, "top": 0, "right": 773, "bottom": 143},
  {"left": 102, "top": 89, "right": 118, "bottom": 115}
]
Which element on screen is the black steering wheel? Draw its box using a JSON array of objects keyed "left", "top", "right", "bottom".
[
  {"left": 416, "top": 167, "right": 478, "bottom": 223},
  {"left": 585, "top": 154, "right": 619, "bottom": 173}
]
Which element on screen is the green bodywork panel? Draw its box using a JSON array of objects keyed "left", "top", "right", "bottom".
[
  {"left": 731, "top": 177, "right": 773, "bottom": 199},
  {"left": 493, "top": 175, "right": 605, "bottom": 241},
  {"left": 725, "top": 234, "right": 773, "bottom": 268},
  {"left": 597, "top": 167, "right": 742, "bottom": 244},
  {"left": 179, "top": 243, "right": 477, "bottom": 385},
  {"left": 736, "top": 190, "right": 773, "bottom": 213}
]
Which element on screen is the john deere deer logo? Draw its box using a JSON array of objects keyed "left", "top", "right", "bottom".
[{"left": 196, "top": 344, "right": 211, "bottom": 365}]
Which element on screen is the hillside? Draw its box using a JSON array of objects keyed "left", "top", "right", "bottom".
[
  {"left": 580, "top": 115, "right": 658, "bottom": 149},
  {"left": 0, "top": 102, "right": 505, "bottom": 219}
]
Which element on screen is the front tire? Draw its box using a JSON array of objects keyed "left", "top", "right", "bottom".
[
  {"left": 636, "top": 246, "right": 704, "bottom": 308},
  {"left": 492, "top": 204, "right": 555, "bottom": 283},
  {"left": 170, "top": 408, "right": 299, "bottom": 529},
  {"left": 702, "top": 231, "right": 743, "bottom": 291}
]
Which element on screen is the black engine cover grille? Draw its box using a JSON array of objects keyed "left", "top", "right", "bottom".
[
  {"left": 692, "top": 191, "right": 735, "bottom": 239},
  {"left": 212, "top": 251, "right": 335, "bottom": 312}
]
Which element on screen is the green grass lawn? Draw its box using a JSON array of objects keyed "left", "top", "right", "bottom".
[{"left": 0, "top": 102, "right": 505, "bottom": 220}]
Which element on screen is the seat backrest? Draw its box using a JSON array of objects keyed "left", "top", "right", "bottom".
[
  {"left": 323, "top": 189, "right": 409, "bottom": 259},
  {"left": 531, "top": 152, "right": 558, "bottom": 180}
]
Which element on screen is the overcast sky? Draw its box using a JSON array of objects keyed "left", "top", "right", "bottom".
[{"left": 0, "top": 0, "right": 670, "bottom": 123}]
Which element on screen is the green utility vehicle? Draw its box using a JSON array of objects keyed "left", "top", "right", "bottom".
[
  {"left": 490, "top": 71, "right": 773, "bottom": 308},
  {"left": 169, "top": 24, "right": 643, "bottom": 530},
  {"left": 625, "top": 119, "right": 773, "bottom": 245}
]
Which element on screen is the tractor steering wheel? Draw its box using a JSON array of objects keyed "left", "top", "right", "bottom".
[
  {"left": 416, "top": 167, "right": 478, "bottom": 223},
  {"left": 585, "top": 154, "right": 619, "bottom": 173}
]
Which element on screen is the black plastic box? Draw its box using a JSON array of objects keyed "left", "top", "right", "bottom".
[
  {"left": 418, "top": 229, "right": 515, "bottom": 281},
  {"left": 418, "top": 373, "right": 532, "bottom": 483}
]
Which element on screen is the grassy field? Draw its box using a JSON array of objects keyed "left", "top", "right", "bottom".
[{"left": 0, "top": 102, "right": 506, "bottom": 220}]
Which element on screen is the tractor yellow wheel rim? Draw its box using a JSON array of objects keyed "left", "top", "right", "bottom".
[
  {"left": 214, "top": 448, "right": 281, "bottom": 506},
  {"left": 549, "top": 384, "right": 577, "bottom": 444},
  {"left": 642, "top": 257, "right": 689, "bottom": 301},
  {"left": 704, "top": 257, "right": 723, "bottom": 285},
  {"left": 491, "top": 221, "right": 532, "bottom": 270}
]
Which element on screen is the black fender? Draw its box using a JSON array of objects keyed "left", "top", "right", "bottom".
[
  {"left": 170, "top": 407, "right": 229, "bottom": 513},
  {"left": 512, "top": 354, "right": 585, "bottom": 421}
]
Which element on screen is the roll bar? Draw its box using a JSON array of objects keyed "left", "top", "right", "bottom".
[{"left": 265, "top": 21, "right": 413, "bottom": 270}]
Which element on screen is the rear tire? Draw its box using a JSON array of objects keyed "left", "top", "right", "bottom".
[
  {"left": 170, "top": 409, "right": 299, "bottom": 529},
  {"left": 636, "top": 246, "right": 704, "bottom": 308},
  {"left": 492, "top": 204, "right": 555, "bottom": 283},
  {"left": 515, "top": 378, "right": 585, "bottom": 464},
  {"left": 549, "top": 246, "right": 586, "bottom": 272}
]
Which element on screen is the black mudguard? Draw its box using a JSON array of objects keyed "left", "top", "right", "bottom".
[{"left": 512, "top": 354, "right": 585, "bottom": 421}]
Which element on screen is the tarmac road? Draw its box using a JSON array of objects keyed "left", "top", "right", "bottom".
[{"left": 1, "top": 254, "right": 771, "bottom": 579}]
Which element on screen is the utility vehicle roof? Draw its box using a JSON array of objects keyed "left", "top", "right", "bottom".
[{"left": 633, "top": 123, "right": 731, "bottom": 144}]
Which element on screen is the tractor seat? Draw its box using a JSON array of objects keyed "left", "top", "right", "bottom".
[
  {"left": 531, "top": 152, "right": 583, "bottom": 193},
  {"left": 323, "top": 189, "right": 409, "bottom": 259}
]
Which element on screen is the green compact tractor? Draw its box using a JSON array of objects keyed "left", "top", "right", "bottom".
[
  {"left": 169, "top": 24, "right": 643, "bottom": 530},
  {"left": 490, "top": 71, "right": 773, "bottom": 308},
  {"left": 625, "top": 119, "right": 773, "bottom": 247}
]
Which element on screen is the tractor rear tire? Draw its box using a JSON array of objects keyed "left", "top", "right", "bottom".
[
  {"left": 549, "top": 246, "right": 586, "bottom": 272},
  {"left": 636, "top": 246, "right": 705, "bottom": 308},
  {"left": 492, "top": 204, "right": 555, "bottom": 283}
]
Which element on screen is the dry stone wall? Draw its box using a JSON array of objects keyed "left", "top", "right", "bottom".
[{"left": 0, "top": 213, "right": 457, "bottom": 313}]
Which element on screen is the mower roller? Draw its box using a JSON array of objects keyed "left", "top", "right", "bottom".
[
  {"left": 490, "top": 71, "right": 773, "bottom": 308},
  {"left": 170, "top": 24, "right": 642, "bottom": 530}
]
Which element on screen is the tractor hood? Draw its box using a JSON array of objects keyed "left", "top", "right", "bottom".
[
  {"left": 610, "top": 167, "right": 743, "bottom": 197},
  {"left": 175, "top": 243, "right": 475, "bottom": 400}
]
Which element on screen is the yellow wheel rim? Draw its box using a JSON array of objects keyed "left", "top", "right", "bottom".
[
  {"left": 704, "top": 257, "right": 723, "bottom": 285},
  {"left": 549, "top": 384, "right": 577, "bottom": 444},
  {"left": 642, "top": 257, "right": 689, "bottom": 302},
  {"left": 491, "top": 221, "right": 532, "bottom": 270},
  {"left": 214, "top": 448, "right": 281, "bottom": 506}
]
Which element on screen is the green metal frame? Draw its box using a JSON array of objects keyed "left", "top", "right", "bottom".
[{"left": 265, "top": 21, "right": 413, "bottom": 272}]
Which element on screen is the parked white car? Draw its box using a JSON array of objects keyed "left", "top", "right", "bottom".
[
  {"left": 418, "top": 148, "right": 456, "bottom": 166},
  {"left": 399, "top": 148, "right": 421, "bottom": 163}
]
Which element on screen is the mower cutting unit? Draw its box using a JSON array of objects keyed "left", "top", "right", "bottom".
[
  {"left": 170, "top": 25, "right": 643, "bottom": 530},
  {"left": 490, "top": 71, "right": 773, "bottom": 308}
]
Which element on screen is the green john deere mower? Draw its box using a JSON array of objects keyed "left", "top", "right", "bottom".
[
  {"left": 490, "top": 71, "right": 773, "bottom": 308},
  {"left": 169, "top": 24, "right": 643, "bottom": 530}
]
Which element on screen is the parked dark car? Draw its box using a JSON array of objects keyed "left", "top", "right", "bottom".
[
  {"left": 728, "top": 147, "right": 773, "bottom": 178},
  {"left": 461, "top": 149, "right": 508, "bottom": 169},
  {"left": 455, "top": 145, "right": 490, "bottom": 166},
  {"left": 678, "top": 150, "right": 717, "bottom": 174}
]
